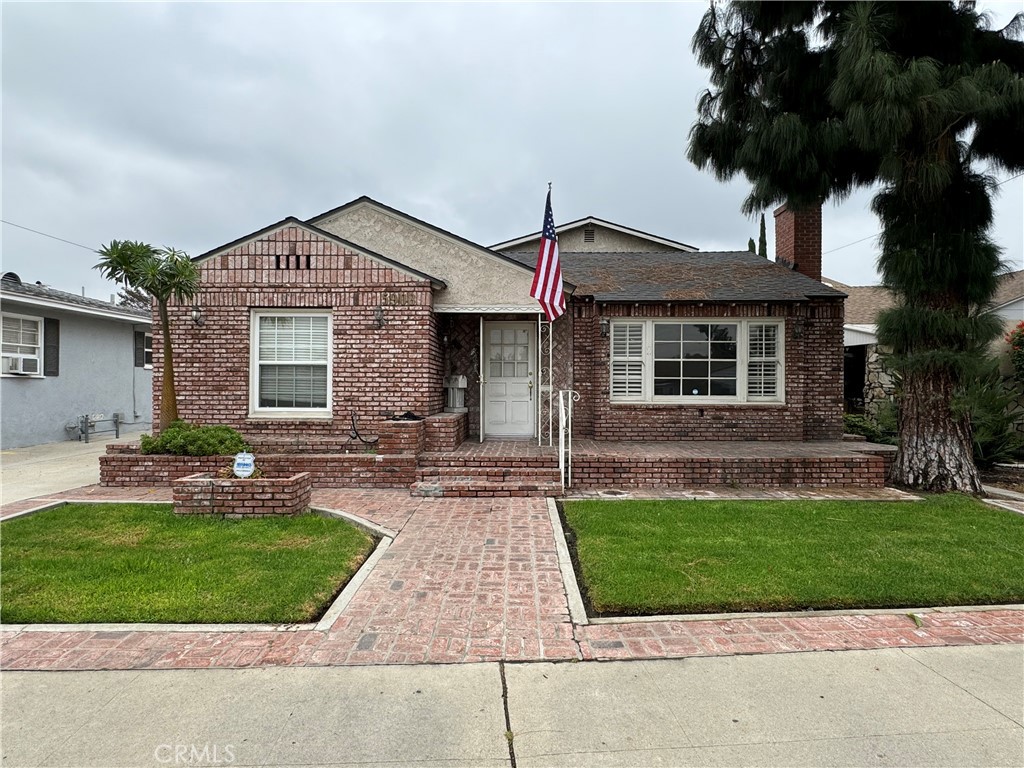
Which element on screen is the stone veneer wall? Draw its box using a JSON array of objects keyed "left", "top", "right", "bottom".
[
  {"left": 863, "top": 344, "right": 897, "bottom": 419},
  {"left": 152, "top": 224, "right": 443, "bottom": 438},
  {"left": 571, "top": 298, "right": 845, "bottom": 441},
  {"left": 173, "top": 472, "right": 313, "bottom": 517}
]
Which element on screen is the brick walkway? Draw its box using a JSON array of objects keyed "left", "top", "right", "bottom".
[{"left": 1, "top": 487, "right": 1020, "bottom": 671}]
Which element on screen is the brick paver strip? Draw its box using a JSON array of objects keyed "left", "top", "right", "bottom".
[{"left": 1, "top": 487, "right": 1020, "bottom": 670}]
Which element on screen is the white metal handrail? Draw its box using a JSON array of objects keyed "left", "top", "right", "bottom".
[{"left": 558, "top": 389, "right": 580, "bottom": 491}]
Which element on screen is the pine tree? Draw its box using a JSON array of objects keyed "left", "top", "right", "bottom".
[
  {"left": 689, "top": 1, "right": 1024, "bottom": 493},
  {"left": 747, "top": 237, "right": 757, "bottom": 253},
  {"left": 757, "top": 213, "right": 767, "bottom": 258}
]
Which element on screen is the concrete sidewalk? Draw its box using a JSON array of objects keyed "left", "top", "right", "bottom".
[
  {"left": 2, "top": 645, "right": 1021, "bottom": 767},
  {"left": 0, "top": 430, "right": 147, "bottom": 505}
]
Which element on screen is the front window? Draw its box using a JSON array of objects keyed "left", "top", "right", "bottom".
[
  {"left": 2, "top": 313, "right": 42, "bottom": 375},
  {"left": 251, "top": 311, "right": 331, "bottom": 416},
  {"left": 610, "top": 319, "right": 784, "bottom": 403}
]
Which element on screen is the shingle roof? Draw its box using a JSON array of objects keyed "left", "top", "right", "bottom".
[
  {"left": 994, "top": 269, "right": 1023, "bottom": 308},
  {"left": 823, "top": 280, "right": 893, "bottom": 325},
  {"left": 826, "top": 269, "right": 1023, "bottom": 324},
  {"left": 505, "top": 251, "right": 845, "bottom": 303},
  {"left": 1, "top": 275, "right": 149, "bottom": 320}
]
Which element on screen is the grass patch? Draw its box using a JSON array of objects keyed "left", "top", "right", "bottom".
[
  {"left": 1, "top": 504, "right": 375, "bottom": 624},
  {"left": 562, "top": 495, "right": 1024, "bottom": 616}
]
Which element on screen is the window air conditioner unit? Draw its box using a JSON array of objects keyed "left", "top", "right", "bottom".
[{"left": 3, "top": 356, "right": 36, "bottom": 375}]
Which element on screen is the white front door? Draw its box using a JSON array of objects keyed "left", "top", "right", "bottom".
[{"left": 483, "top": 322, "right": 535, "bottom": 438}]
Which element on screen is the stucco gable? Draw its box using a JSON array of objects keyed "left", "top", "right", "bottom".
[
  {"left": 494, "top": 217, "right": 698, "bottom": 254},
  {"left": 309, "top": 199, "right": 544, "bottom": 311}
]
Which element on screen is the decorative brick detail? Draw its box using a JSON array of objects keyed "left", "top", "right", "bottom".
[
  {"left": 774, "top": 202, "right": 822, "bottom": 282},
  {"left": 152, "top": 224, "right": 444, "bottom": 439},
  {"left": 376, "top": 418, "right": 425, "bottom": 454},
  {"left": 423, "top": 412, "right": 468, "bottom": 452},
  {"left": 100, "top": 447, "right": 416, "bottom": 488},
  {"left": 173, "top": 472, "right": 312, "bottom": 517}
]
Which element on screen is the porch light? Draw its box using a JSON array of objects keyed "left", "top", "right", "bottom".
[
  {"left": 599, "top": 318, "right": 610, "bottom": 337},
  {"left": 374, "top": 305, "right": 385, "bottom": 329},
  {"left": 191, "top": 306, "right": 204, "bottom": 327}
]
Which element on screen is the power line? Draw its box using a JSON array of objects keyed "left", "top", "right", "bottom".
[
  {"left": 822, "top": 171, "right": 1024, "bottom": 256},
  {"left": 1, "top": 220, "right": 95, "bottom": 252},
  {"left": 822, "top": 232, "right": 880, "bottom": 255}
]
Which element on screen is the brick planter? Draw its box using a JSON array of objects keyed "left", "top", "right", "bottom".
[
  {"left": 173, "top": 472, "right": 313, "bottom": 518},
  {"left": 376, "top": 418, "right": 425, "bottom": 454},
  {"left": 424, "top": 412, "right": 468, "bottom": 452}
]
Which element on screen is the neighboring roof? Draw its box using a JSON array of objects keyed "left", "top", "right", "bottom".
[
  {"left": 492, "top": 216, "right": 699, "bottom": 252},
  {"left": 192, "top": 216, "right": 447, "bottom": 289},
  {"left": 826, "top": 269, "right": 1023, "bottom": 323},
  {"left": 993, "top": 269, "right": 1024, "bottom": 309},
  {"left": 505, "top": 251, "right": 846, "bottom": 303},
  {"left": 1, "top": 273, "right": 150, "bottom": 324},
  {"left": 823, "top": 279, "right": 893, "bottom": 325},
  {"left": 306, "top": 196, "right": 561, "bottom": 284}
]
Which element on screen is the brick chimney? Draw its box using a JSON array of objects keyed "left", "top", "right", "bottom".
[{"left": 773, "top": 202, "right": 822, "bottom": 282}]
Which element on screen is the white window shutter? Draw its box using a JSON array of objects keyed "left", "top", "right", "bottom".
[{"left": 610, "top": 322, "right": 644, "bottom": 400}]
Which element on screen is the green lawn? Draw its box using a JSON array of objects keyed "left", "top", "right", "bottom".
[
  {"left": 1, "top": 504, "right": 375, "bottom": 624},
  {"left": 562, "top": 495, "right": 1024, "bottom": 616}
]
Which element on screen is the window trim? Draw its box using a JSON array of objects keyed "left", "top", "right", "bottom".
[
  {"left": 609, "top": 318, "right": 785, "bottom": 405},
  {"left": 1, "top": 311, "right": 45, "bottom": 378},
  {"left": 248, "top": 309, "right": 333, "bottom": 419},
  {"left": 144, "top": 333, "right": 153, "bottom": 370}
]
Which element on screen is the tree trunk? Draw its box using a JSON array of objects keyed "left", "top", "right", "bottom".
[
  {"left": 892, "top": 367, "right": 981, "bottom": 493},
  {"left": 157, "top": 301, "right": 179, "bottom": 432}
]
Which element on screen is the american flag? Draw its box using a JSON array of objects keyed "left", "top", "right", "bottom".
[{"left": 530, "top": 189, "right": 565, "bottom": 321}]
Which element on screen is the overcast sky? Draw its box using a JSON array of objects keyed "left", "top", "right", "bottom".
[{"left": 3, "top": 1, "right": 1022, "bottom": 301}]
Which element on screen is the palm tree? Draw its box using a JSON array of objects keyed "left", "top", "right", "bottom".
[{"left": 95, "top": 241, "right": 200, "bottom": 431}]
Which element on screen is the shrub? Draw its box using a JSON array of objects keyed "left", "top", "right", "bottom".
[
  {"left": 1006, "top": 321, "right": 1024, "bottom": 386},
  {"left": 140, "top": 421, "right": 248, "bottom": 456},
  {"left": 844, "top": 410, "right": 896, "bottom": 445},
  {"left": 956, "top": 359, "right": 1024, "bottom": 469}
]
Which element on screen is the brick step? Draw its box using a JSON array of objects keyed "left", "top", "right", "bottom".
[
  {"left": 415, "top": 465, "right": 561, "bottom": 482},
  {"left": 410, "top": 479, "right": 562, "bottom": 498},
  {"left": 418, "top": 456, "right": 559, "bottom": 470}
]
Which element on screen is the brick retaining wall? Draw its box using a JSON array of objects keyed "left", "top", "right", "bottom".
[
  {"left": 101, "top": 448, "right": 416, "bottom": 488},
  {"left": 173, "top": 472, "right": 313, "bottom": 517},
  {"left": 572, "top": 455, "right": 886, "bottom": 489}
]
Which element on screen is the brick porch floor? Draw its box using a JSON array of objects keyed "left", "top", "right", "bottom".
[{"left": 1, "top": 487, "right": 1019, "bottom": 670}]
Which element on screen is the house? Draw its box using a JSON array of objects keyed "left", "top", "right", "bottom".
[
  {"left": 1, "top": 273, "right": 152, "bottom": 448},
  {"left": 828, "top": 269, "right": 1024, "bottom": 415},
  {"left": 153, "top": 197, "right": 845, "bottom": 447}
]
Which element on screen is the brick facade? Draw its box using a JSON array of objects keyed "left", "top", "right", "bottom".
[
  {"left": 571, "top": 298, "right": 845, "bottom": 441},
  {"left": 146, "top": 217, "right": 844, "bottom": 449},
  {"left": 153, "top": 224, "right": 443, "bottom": 438}
]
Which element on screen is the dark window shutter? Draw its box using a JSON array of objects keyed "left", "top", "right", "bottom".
[
  {"left": 134, "top": 330, "right": 146, "bottom": 367},
  {"left": 43, "top": 318, "right": 59, "bottom": 376}
]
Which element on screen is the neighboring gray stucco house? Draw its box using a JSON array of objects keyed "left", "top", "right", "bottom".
[{"left": 1, "top": 272, "right": 152, "bottom": 448}]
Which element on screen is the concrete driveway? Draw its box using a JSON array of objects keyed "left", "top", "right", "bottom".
[{"left": 0, "top": 430, "right": 146, "bottom": 505}]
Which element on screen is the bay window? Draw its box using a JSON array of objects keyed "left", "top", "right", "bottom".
[
  {"left": 250, "top": 311, "right": 331, "bottom": 416},
  {"left": 610, "top": 319, "right": 784, "bottom": 403}
]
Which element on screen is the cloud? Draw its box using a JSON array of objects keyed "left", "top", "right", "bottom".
[{"left": 2, "top": 2, "right": 1020, "bottom": 300}]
